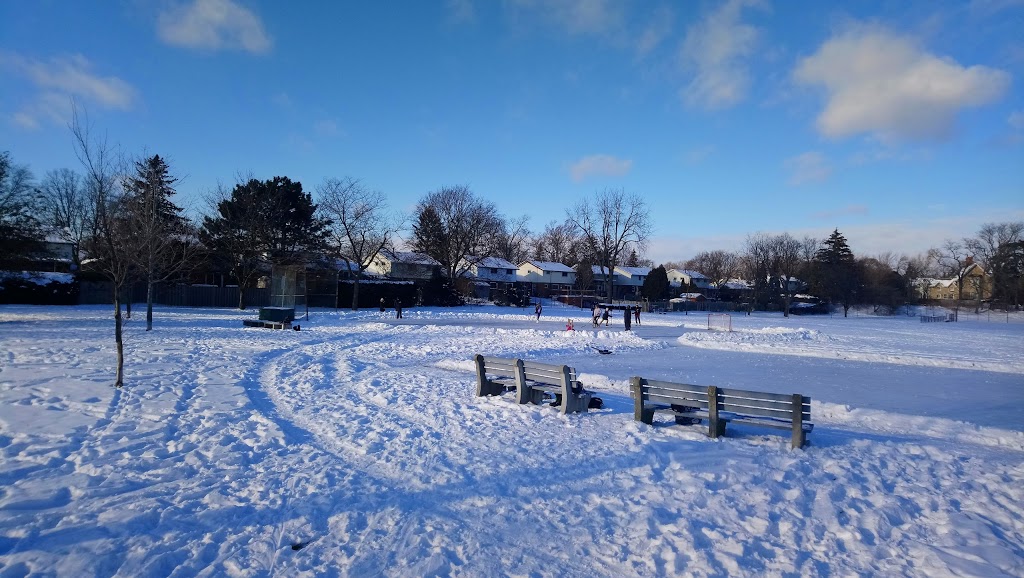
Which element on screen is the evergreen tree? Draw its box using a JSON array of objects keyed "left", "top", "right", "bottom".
[
  {"left": 0, "top": 152, "right": 45, "bottom": 268},
  {"left": 814, "top": 229, "right": 860, "bottom": 316},
  {"left": 200, "top": 177, "right": 328, "bottom": 309},
  {"left": 121, "top": 154, "right": 193, "bottom": 330},
  {"left": 642, "top": 265, "right": 670, "bottom": 300},
  {"left": 411, "top": 204, "right": 448, "bottom": 260},
  {"left": 625, "top": 249, "right": 641, "bottom": 267}
]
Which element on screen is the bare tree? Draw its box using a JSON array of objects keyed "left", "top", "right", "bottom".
[
  {"left": 966, "top": 222, "right": 1024, "bottom": 308},
  {"left": 317, "top": 177, "right": 402, "bottom": 309},
  {"left": 684, "top": 249, "right": 741, "bottom": 291},
  {"left": 40, "top": 168, "right": 94, "bottom": 271},
  {"left": 533, "top": 220, "right": 583, "bottom": 264},
  {"left": 743, "top": 232, "right": 773, "bottom": 309},
  {"left": 491, "top": 214, "right": 533, "bottom": 266},
  {"left": 936, "top": 239, "right": 971, "bottom": 320},
  {"left": 566, "top": 188, "right": 652, "bottom": 301},
  {"left": 773, "top": 233, "right": 803, "bottom": 317},
  {"left": 71, "top": 105, "right": 131, "bottom": 387},
  {"left": 411, "top": 185, "right": 502, "bottom": 281}
]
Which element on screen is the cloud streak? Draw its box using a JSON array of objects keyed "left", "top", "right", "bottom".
[
  {"left": 679, "top": 0, "right": 765, "bottom": 110},
  {"left": 794, "top": 25, "right": 1010, "bottom": 142},
  {"left": 1, "top": 52, "right": 137, "bottom": 128},
  {"left": 786, "top": 151, "right": 832, "bottom": 185},
  {"left": 568, "top": 154, "right": 633, "bottom": 182},
  {"left": 158, "top": 0, "right": 272, "bottom": 53}
]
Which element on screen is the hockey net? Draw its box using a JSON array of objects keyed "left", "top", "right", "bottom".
[{"left": 707, "top": 313, "right": 732, "bottom": 332}]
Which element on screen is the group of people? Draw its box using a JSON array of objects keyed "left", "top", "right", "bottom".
[
  {"left": 380, "top": 297, "right": 403, "bottom": 318},
  {"left": 591, "top": 304, "right": 641, "bottom": 329}
]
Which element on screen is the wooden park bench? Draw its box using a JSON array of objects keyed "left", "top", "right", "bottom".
[
  {"left": 630, "top": 377, "right": 813, "bottom": 449},
  {"left": 242, "top": 306, "right": 295, "bottom": 330},
  {"left": 474, "top": 354, "right": 591, "bottom": 414}
]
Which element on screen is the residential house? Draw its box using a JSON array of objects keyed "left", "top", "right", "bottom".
[
  {"left": 920, "top": 263, "right": 991, "bottom": 301},
  {"left": 667, "top": 269, "right": 713, "bottom": 292},
  {"left": 613, "top": 266, "right": 651, "bottom": 299},
  {"left": 463, "top": 256, "right": 519, "bottom": 299},
  {"left": 581, "top": 265, "right": 617, "bottom": 297},
  {"left": 367, "top": 250, "right": 441, "bottom": 280},
  {"left": 518, "top": 261, "right": 576, "bottom": 297}
]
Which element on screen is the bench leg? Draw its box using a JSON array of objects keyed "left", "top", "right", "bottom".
[
  {"left": 476, "top": 378, "right": 504, "bottom": 397},
  {"left": 560, "top": 391, "right": 590, "bottom": 414}
]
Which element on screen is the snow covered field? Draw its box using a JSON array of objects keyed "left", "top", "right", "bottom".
[{"left": 1, "top": 303, "right": 1022, "bottom": 577}]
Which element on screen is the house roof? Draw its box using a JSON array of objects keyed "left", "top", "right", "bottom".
[
  {"left": 615, "top": 266, "right": 651, "bottom": 277},
  {"left": 473, "top": 256, "right": 518, "bottom": 269},
  {"left": 379, "top": 250, "right": 440, "bottom": 266},
  {"left": 522, "top": 260, "right": 575, "bottom": 273},
  {"left": 668, "top": 268, "right": 708, "bottom": 279}
]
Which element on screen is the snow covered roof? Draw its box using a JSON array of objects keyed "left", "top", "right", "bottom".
[
  {"left": 720, "top": 279, "right": 753, "bottom": 289},
  {"left": 379, "top": 250, "right": 440, "bottom": 266},
  {"left": 668, "top": 268, "right": 708, "bottom": 279},
  {"left": 522, "top": 261, "right": 575, "bottom": 273},
  {"left": 615, "top": 266, "right": 651, "bottom": 277},
  {"left": 588, "top": 265, "right": 612, "bottom": 275},
  {"left": 473, "top": 256, "right": 517, "bottom": 269}
]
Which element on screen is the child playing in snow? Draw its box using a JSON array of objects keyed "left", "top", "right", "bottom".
[{"left": 566, "top": 319, "right": 574, "bottom": 331}]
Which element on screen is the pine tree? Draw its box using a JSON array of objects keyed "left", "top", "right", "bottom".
[
  {"left": 814, "top": 229, "right": 860, "bottom": 316},
  {"left": 122, "top": 154, "right": 193, "bottom": 330},
  {"left": 642, "top": 265, "right": 670, "bottom": 300},
  {"left": 411, "top": 205, "right": 448, "bottom": 259}
]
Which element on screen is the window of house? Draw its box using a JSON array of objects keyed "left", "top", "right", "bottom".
[
  {"left": 561, "top": 272, "right": 567, "bottom": 277},
  {"left": 491, "top": 268, "right": 498, "bottom": 274}
]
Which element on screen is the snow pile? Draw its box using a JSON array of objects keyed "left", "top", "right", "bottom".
[{"left": 1, "top": 304, "right": 1022, "bottom": 577}]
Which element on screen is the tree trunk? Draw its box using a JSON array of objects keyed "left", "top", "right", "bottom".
[
  {"left": 113, "top": 294, "right": 124, "bottom": 388},
  {"left": 238, "top": 284, "right": 246, "bottom": 310},
  {"left": 146, "top": 279, "right": 154, "bottom": 331},
  {"left": 351, "top": 278, "right": 361, "bottom": 310},
  {"left": 125, "top": 286, "right": 132, "bottom": 318}
]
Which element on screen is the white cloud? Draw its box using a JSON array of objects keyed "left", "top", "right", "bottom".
[
  {"left": 635, "top": 6, "right": 674, "bottom": 57},
  {"left": 314, "top": 119, "right": 341, "bottom": 137},
  {"left": 785, "top": 151, "right": 832, "bottom": 185},
  {"left": 1009, "top": 110, "right": 1024, "bottom": 130},
  {"left": 158, "top": 0, "right": 271, "bottom": 54},
  {"left": 446, "top": 0, "right": 476, "bottom": 24},
  {"left": 0, "top": 53, "right": 137, "bottom": 128},
  {"left": 568, "top": 154, "right": 633, "bottom": 182},
  {"left": 794, "top": 25, "right": 1010, "bottom": 142},
  {"left": 508, "top": 0, "right": 623, "bottom": 36},
  {"left": 679, "top": 0, "right": 765, "bottom": 110}
]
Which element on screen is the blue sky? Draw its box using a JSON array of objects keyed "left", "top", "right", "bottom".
[{"left": 3, "top": 0, "right": 1022, "bottom": 265}]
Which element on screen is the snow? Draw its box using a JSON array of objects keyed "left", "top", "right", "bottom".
[{"left": 1, "top": 303, "right": 1022, "bottom": 577}]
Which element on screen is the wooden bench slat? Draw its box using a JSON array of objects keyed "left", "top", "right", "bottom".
[
  {"left": 717, "top": 394, "right": 809, "bottom": 412},
  {"left": 644, "top": 393, "right": 710, "bottom": 408},
  {"left": 643, "top": 380, "right": 707, "bottom": 395},
  {"left": 715, "top": 388, "right": 809, "bottom": 404},
  {"left": 716, "top": 403, "right": 808, "bottom": 421}
]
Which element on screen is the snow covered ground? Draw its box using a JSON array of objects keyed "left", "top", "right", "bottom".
[{"left": 1, "top": 302, "right": 1022, "bottom": 577}]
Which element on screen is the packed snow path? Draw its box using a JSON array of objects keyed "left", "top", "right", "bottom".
[{"left": 1, "top": 305, "right": 1022, "bottom": 577}]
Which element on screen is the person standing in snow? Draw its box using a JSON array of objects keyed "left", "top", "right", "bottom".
[
  {"left": 379, "top": 297, "right": 386, "bottom": 313},
  {"left": 394, "top": 298, "right": 403, "bottom": 319},
  {"left": 601, "top": 307, "right": 610, "bottom": 326},
  {"left": 634, "top": 305, "right": 641, "bottom": 325},
  {"left": 535, "top": 301, "right": 542, "bottom": 322},
  {"left": 624, "top": 307, "right": 631, "bottom": 331},
  {"left": 592, "top": 305, "right": 600, "bottom": 327}
]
